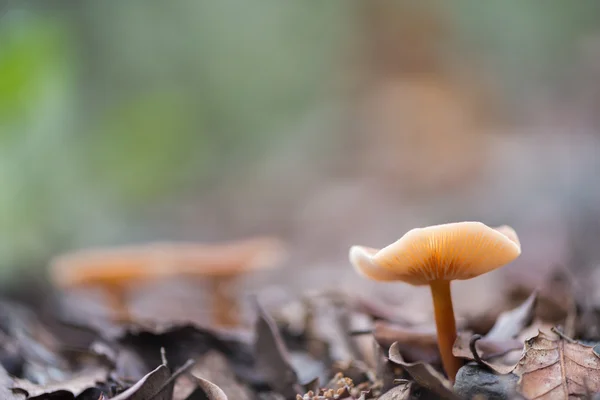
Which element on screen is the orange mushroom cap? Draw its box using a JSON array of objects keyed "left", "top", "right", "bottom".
[
  {"left": 349, "top": 222, "right": 521, "bottom": 286},
  {"left": 50, "top": 246, "right": 167, "bottom": 288},
  {"left": 50, "top": 237, "right": 287, "bottom": 289},
  {"left": 156, "top": 237, "right": 287, "bottom": 277}
]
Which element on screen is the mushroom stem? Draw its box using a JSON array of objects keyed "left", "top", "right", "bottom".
[
  {"left": 105, "top": 284, "right": 131, "bottom": 322},
  {"left": 429, "top": 280, "right": 462, "bottom": 382},
  {"left": 208, "top": 275, "right": 240, "bottom": 328}
]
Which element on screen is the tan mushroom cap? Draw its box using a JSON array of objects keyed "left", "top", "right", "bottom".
[
  {"left": 50, "top": 237, "right": 287, "bottom": 288},
  {"left": 350, "top": 222, "right": 521, "bottom": 286},
  {"left": 163, "top": 237, "right": 287, "bottom": 277},
  {"left": 49, "top": 246, "right": 173, "bottom": 288}
]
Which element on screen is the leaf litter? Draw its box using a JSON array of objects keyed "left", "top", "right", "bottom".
[
  {"left": 452, "top": 291, "right": 539, "bottom": 374},
  {"left": 3, "top": 259, "right": 600, "bottom": 400},
  {"left": 513, "top": 330, "right": 600, "bottom": 399}
]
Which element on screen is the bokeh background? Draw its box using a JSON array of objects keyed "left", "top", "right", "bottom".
[{"left": 3, "top": 1, "right": 600, "bottom": 318}]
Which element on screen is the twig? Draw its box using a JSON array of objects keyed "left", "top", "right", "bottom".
[
  {"left": 551, "top": 326, "right": 576, "bottom": 343},
  {"left": 348, "top": 329, "right": 374, "bottom": 336},
  {"left": 147, "top": 359, "right": 196, "bottom": 400},
  {"left": 564, "top": 296, "right": 578, "bottom": 339},
  {"left": 160, "top": 347, "right": 167, "bottom": 367},
  {"left": 469, "top": 334, "right": 485, "bottom": 366}
]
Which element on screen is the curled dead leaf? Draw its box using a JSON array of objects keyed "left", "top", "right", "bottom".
[
  {"left": 254, "top": 300, "right": 301, "bottom": 398},
  {"left": 388, "top": 342, "right": 460, "bottom": 400},
  {"left": 191, "top": 376, "right": 228, "bottom": 400},
  {"left": 378, "top": 382, "right": 412, "bottom": 400},
  {"left": 11, "top": 367, "right": 109, "bottom": 400},
  {"left": 188, "top": 351, "right": 252, "bottom": 400},
  {"left": 486, "top": 291, "right": 538, "bottom": 341},
  {"left": 111, "top": 364, "right": 171, "bottom": 400},
  {"left": 453, "top": 292, "right": 537, "bottom": 374},
  {"left": 513, "top": 330, "right": 600, "bottom": 399},
  {"left": 452, "top": 333, "right": 523, "bottom": 374},
  {"left": 373, "top": 321, "right": 439, "bottom": 365}
]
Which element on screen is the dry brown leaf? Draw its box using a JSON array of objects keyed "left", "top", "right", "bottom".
[
  {"left": 452, "top": 333, "right": 523, "bottom": 374},
  {"left": 486, "top": 291, "right": 538, "bottom": 341},
  {"left": 111, "top": 364, "right": 171, "bottom": 400},
  {"left": 373, "top": 321, "right": 439, "bottom": 365},
  {"left": 172, "top": 375, "right": 198, "bottom": 400},
  {"left": 254, "top": 300, "right": 301, "bottom": 398},
  {"left": 388, "top": 342, "right": 460, "bottom": 400},
  {"left": 190, "top": 376, "right": 228, "bottom": 400},
  {"left": 513, "top": 330, "right": 600, "bottom": 399},
  {"left": 378, "top": 382, "right": 412, "bottom": 400},
  {"left": 453, "top": 292, "right": 537, "bottom": 374},
  {"left": 189, "top": 351, "right": 252, "bottom": 400},
  {"left": 11, "top": 367, "right": 108, "bottom": 399}
]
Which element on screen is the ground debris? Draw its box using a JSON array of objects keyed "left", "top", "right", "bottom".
[
  {"left": 513, "top": 330, "right": 600, "bottom": 399},
  {"left": 1, "top": 273, "right": 598, "bottom": 400}
]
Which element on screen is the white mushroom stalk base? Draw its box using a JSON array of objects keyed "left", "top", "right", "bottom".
[{"left": 429, "top": 280, "right": 463, "bottom": 382}]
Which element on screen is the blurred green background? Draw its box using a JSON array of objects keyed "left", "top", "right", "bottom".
[{"left": 2, "top": 1, "right": 600, "bottom": 285}]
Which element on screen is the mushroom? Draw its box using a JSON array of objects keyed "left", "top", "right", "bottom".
[
  {"left": 50, "top": 237, "right": 286, "bottom": 327},
  {"left": 162, "top": 237, "right": 287, "bottom": 328},
  {"left": 50, "top": 246, "right": 170, "bottom": 322},
  {"left": 349, "top": 221, "right": 521, "bottom": 381}
]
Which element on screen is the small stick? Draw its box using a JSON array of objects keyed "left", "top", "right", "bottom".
[
  {"left": 551, "top": 326, "right": 576, "bottom": 343},
  {"left": 160, "top": 347, "right": 167, "bottom": 367},
  {"left": 348, "top": 329, "right": 374, "bottom": 336},
  {"left": 469, "top": 334, "right": 485, "bottom": 367}
]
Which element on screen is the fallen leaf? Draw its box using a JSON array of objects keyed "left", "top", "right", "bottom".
[
  {"left": 509, "top": 268, "right": 573, "bottom": 328},
  {"left": 0, "top": 366, "right": 25, "bottom": 400},
  {"left": 11, "top": 367, "right": 108, "bottom": 399},
  {"left": 114, "top": 322, "right": 253, "bottom": 380},
  {"left": 513, "top": 330, "right": 600, "bottom": 399},
  {"left": 388, "top": 342, "right": 460, "bottom": 400},
  {"left": 373, "top": 321, "right": 439, "bottom": 364},
  {"left": 375, "top": 346, "right": 404, "bottom": 395},
  {"left": 300, "top": 376, "right": 320, "bottom": 395},
  {"left": 452, "top": 334, "right": 523, "bottom": 374},
  {"left": 289, "top": 351, "right": 327, "bottom": 387},
  {"left": 254, "top": 300, "right": 301, "bottom": 398},
  {"left": 303, "top": 294, "right": 358, "bottom": 363},
  {"left": 172, "top": 375, "right": 198, "bottom": 400},
  {"left": 189, "top": 351, "right": 252, "bottom": 400},
  {"left": 351, "top": 296, "right": 415, "bottom": 325},
  {"left": 76, "top": 388, "right": 110, "bottom": 400},
  {"left": 112, "top": 347, "right": 148, "bottom": 383},
  {"left": 0, "top": 300, "right": 63, "bottom": 359},
  {"left": 111, "top": 364, "right": 171, "bottom": 400},
  {"left": 378, "top": 382, "right": 412, "bottom": 400},
  {"left": 486, "top": 292, "right": 538, "bottom": 341},
  {"left": 0, "top": 331, "right": 25, "bottom": 377},
  {"left": 453, "top": 293, "right": 537, "bottom": 374},
  {"left": 189, "top": 376, "right": 228, "bottom": 400}
]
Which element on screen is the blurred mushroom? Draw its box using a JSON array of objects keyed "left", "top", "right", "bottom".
[
  {"left": 50, "top": 246, "right": 171, "bottom": 322},
  {"left": 349, "top": 222, "right": 521, "bottom": 382},
  {"left": 164, "top": 237, "right": 287, "bottom": 328},
  {"left": 50, "top": 237, "right": 286, "bottom": 327}
]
